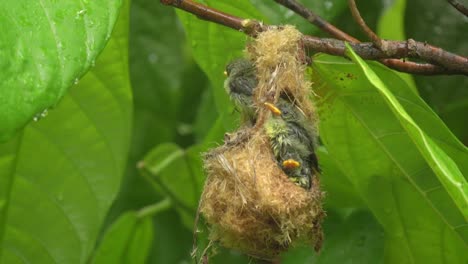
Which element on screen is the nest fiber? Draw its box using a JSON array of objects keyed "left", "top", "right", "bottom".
[{"left": 200, "top": 26, "right": 324, "bottom": 260}]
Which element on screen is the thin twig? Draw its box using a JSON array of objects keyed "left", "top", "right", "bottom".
[
  {"left": 161, "top": 0, "right": 468, "bottom": 75},
  {"left": 273, "top": 0, "right": 358, "bottom": 42},
  {"left": 274, "top": 0, "right": 466, "bottom": 75},
  {"left": 348, "top": 0, "right": 383, "bottom": 49},
  {"left": 447, "top": 0, "right": 468, "bottom": 16}
]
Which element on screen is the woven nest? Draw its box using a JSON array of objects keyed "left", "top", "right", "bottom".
[{"left": 199, "top": 26, "right": 324, "bottom": 260}]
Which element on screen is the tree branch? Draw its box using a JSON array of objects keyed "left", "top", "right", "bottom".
[
  {"left": 161, "top": 0, "right": 468, "bottom": 76},
  {"left": 273, "top": 0, "right": 358, "bottom": 42},
  {"left": 447, "top": 0, "right": 468, "bottom": 17},
  {"left": 271, "top": 0, "right": 462, "bottom": 75},
  {"left": 347, "top": 0, "right": 383, "bottom": 49}
]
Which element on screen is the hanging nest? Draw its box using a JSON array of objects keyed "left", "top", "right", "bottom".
[{"left": 199, "top": 26, "right": 324, "bottom": 261}]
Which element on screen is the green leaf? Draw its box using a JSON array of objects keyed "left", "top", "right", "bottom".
[
  {"left": 282, "top": 210, "right": 384, "bottom": 264},
  {"left": 106, "top": 0, "right": 191, "bottom": 227},
  {"left": 106, "top": 0, "right": 211, "bottom": 225},
  {"left": 377, "top": 0, "right": 406, "bottom": 41},
  {"left": 345, "top": 43, "right": 468, "bottom": 221},
  {"left": 312, "top": 53, "right": 467, "bottom": 263},
  {"left": 376, "top": 0, "right": 418, "bottom": 94},
  {"left": 93, "top": 199, "right": 171, "bottom": 264},
  {"left": 406, "top": 0, "right": 468, "bottom": 143},
  {"left": 0, "top": 1, "right": 132, "bottom": 262},
  {"left": 107, "top": 3, "right": 211, "bottom": 262},
  {"left": 0, "top": 0, "right": 123, "bottom": 141},
  {"left": 129, "top": 0, "right": 190, "bottom": 146},
  {"left": 92, "top": 212, "right": 153, "bottom": 264},
  {"left": 318, "top": 147, "right": 364, "bottom": 209},
  {"left": 176, "top": 0, "right": 263, "bottom": 120},
  {"left": 139, "top": 143, "right": 203, "bottom": 228},
  {"left": 151, "top": 209, "right": 193, "bottom": 263}
]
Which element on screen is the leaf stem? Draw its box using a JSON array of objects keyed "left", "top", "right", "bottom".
[
  {"left": 139, "top": 164, "right": 196, "bottom": 214},
  {"left": 137, "top": 198, "right": 172, "bottom": 218}
]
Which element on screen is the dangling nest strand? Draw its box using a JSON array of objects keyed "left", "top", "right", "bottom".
[{"left": 200, "top": 26, "right": 324, "bottom": 261}]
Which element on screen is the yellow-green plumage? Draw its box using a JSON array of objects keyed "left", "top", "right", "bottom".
[
  {"left": 223, "top": 59, "right": 318, "bottom": 189},
  {"left": 264, "top": 99, "right": 318, "bottom": 189}
]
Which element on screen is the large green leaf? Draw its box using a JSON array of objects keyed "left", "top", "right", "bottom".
[
  {"left": 345, "top": 43, "right": 468, "bottom": 221},
  {"left": 406, "top": 0, "right": 468, "bottom": 143},
  {"left": 318, "top": 147, "right": 364, "bottom": 209},
  {"left": 0, "top": 1, "right": 132, "bottom": 262},
  {"left": 376, "top": 0, "right": 417, "bottom": 94},
  {"left": 92, "top": 212, "right": 153, "bottom": 264},
  {"left": 0, "top": 0, "right": 123, "bottom": 141},
  {"left": 312, "top": 54, "right": 467, "bottom": 263},
  {"left": 92, "top": 199, "right": 171, "bottom": 264},
  {"left": 282, "top": 210, "right": 384, "bottom": 264},
  {"left": 107, "top": 0, "right": 208, "bottom": 221},
  {"left": 105, "top": 2, "right": 212, "bottom": 263}
]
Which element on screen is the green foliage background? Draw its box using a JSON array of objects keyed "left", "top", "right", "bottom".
[{"left": 0, "top": 0, "right": 467, "bottom": 263}]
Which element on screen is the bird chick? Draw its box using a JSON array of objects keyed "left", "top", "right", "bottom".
[
  {"left": 224, "top": 58, "right": 258, "bottom": 125},
  {"left": 264, "top": 99, "right": 318, "bottom": 189}
]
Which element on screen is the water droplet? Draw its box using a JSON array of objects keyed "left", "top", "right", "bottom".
[
  {"left": 91, "top": 60, "right": 95, "bottom": 67},
  {"left": 324, "top": 1, "right": 333, "bottom": 10},
  {"left": 284, "top": 10, "right": 294, "bottom": 19},
  {"left": 57, "top": 193, "right": 64, "bottom": 202},
  {"left": 40, "top": 109, "right": 48, "bottom": 118},
  {"left": 74, "top": 78, "right": 79, "bottom": 85},
  {"left": 32, "top": 108, "right": 49, "bottom": 122},
  {"left": 148, "top": 53, "right": 158, "bottom": 64},
  {"left": 191, "top": 41, "right": 197, "bottom": 47},
  {"left": 76, "top": 9, "right": 87, "bottom": 19}
]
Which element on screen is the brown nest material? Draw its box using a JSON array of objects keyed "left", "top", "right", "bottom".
[{"left": 199, "top": 26, "right": 324, "bottom": 261}]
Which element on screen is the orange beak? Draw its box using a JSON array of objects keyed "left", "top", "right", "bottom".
[
  {"left": 282, "top": 159, "right": 301, "bottom": 169},
  {"left": 264, "top": 102, "right": 282, "bottom": 116}
]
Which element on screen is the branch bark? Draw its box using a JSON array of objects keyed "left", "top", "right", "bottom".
[
  {"left": 272, "top": 0, "right": 467, "bottom": 75},
  {"left": 447, "top": 0, "right": 468, "bottom": 17},
  {"left": 161, "top": 0, "right": 468, "bottom": 76}
]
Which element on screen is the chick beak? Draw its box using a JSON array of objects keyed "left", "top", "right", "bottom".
[
  {"left": 264, "top": 102, "right": 282, "bottom": 116},
  {"left": 223, "top": 70, "right": 228, "bottom": 76},
  {"left": 282, "top": 159, "right": 301, "bottom": 169}
]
